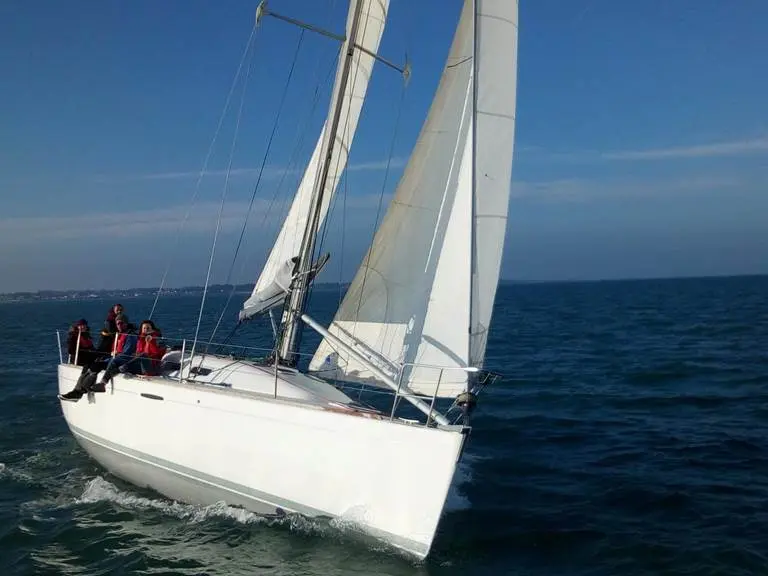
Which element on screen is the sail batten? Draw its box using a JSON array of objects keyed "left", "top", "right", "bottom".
[
  {"left": 309, "top": 0, "right": 518, "bottom": 398},
  {"left": 240, "top": 0, "right": 389, "bottom": 321}
]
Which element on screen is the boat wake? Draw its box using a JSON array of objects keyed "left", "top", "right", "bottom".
[
  {"left": 76, "top": 476, "right": 268, "bottom": 525},
  {"left": 72, "top": 472, "right": 473, "bottom": 562},
  {"left": 75, "top": 476, "right": 401, "bottom": 548}
]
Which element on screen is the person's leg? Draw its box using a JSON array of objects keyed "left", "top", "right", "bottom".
[
  {"left": 137, "top": 356, "right": 158, "bottom": 376},
  {"left": 119, "top": 357, "right": 143, "bottom": 376},
  {"left": 59, "top": 359, "right": 108, "bottom": 400},
  {"left": 76, "top": 360, "right": 108, "bottom": 387},
  {"left": 100, "top": 355, "right": 131, "bottom": 383}
]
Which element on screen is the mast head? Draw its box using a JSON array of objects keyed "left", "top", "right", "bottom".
[{"left": 255, "top": 1, "right": 268, "bottom": 27}]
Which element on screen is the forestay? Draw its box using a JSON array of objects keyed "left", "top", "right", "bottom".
[
  {"left": 309, "top": 0, "right": 518, "bottom": 398},
  {"left": 240, "top": 0, "right": 389, "bottom": 320}
]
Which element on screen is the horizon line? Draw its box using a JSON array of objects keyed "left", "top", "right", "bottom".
[{"left": 2, "top": 272, "right": 767, "bottom": 297}]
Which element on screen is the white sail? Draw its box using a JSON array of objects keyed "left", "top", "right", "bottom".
[
  {"left": 309, "top": 0, "right": 518, "bottom": 398},
  {"left": 469, "top": 0, "right": 519, "bottom": 369},
  {"left": 241, "top": 0, "right": 389, "bottom": 320}
]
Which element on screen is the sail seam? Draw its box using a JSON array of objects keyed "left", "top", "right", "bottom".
[
  {"left": 477, "top": 110, "right": 515, "bottom": 120},
  {"left": 478, "top": 13, "right": 518, "bottom": 28}
]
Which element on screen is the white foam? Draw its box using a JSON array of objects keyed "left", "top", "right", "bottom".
[
  {"left": 0, "top": 462, "right": 35, "bottom": 484},
  {"left": 75, "top": 473, "right": 469, "bottom": 556},
  {"left": 76, "top": 476, "right": 267, "bottom": 525},
  {"left": 75, "top": 476, "right": 342, "bottom": 538}
]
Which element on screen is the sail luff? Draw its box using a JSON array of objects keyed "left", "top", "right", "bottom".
[
  {"left": 469, "top": 0, "right": 519, "bottom": 368},
  {"left": 240, "top": 0, "right": 390, "bottom": 321}
]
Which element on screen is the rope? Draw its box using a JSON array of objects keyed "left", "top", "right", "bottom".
[
  {"left": 149, "top": 24, "right": 259, "bottom": 320},
  {"left": 190, "top": 24, "right": 257, "bottom": 358},
  {"left": 206, "top": 29, "right": 307, "bottom": 346}
]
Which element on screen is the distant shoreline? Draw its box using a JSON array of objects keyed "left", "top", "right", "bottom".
[{"left": 1, "top": 274, "right": 766, "bottom": 303}]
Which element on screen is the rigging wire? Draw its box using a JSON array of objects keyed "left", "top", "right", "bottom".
[
  {"left": 205, "top": 29, "right": 307, "bottom": 347},
  {"left": 148, "top": 24, "right": 259, "bottom": 320},
  {"left": 307, "top": 3, "right": 410, "bottom": 388},
  {"left": 225, "top": 0, "right": 341, "bottom": 340},
  {"left": 262, "top": 45, "right": 342, "bottom": 298},
  {"left": 207, "top": 35, "right": 342, "bottom": 350},
  {"left": 190, "top": 24, "right": 258, "bottom": 359},
  {"left": 308, "top": 0, "right": 374, "bottom": 315},
  {"left": 208, "top": 55, "right": 341, "bottom": 354},
  {"left": 337, "top": 161, "right": 348, "bottom": 310},
  {"left": 210, "top": 0, "right": 343, "bottom": 356}
]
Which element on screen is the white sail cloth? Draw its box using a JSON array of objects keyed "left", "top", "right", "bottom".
[
  {"left": 309, "top": 0, "right": 519, "bottom": 398},
  {"left": 241, "top": 0, "right": 389, "bottom": 320}
]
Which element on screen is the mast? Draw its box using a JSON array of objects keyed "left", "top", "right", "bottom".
[
  {"left": 469, "top": 0, "right": 478, "bottom": 369},
  {"left": 278, "top": 0, "right": 366, "bottom": 366},
  {"left": 459, "top": 0, "right": 479, "bottom": 422},
  {"left": 467, "top": 0, "right": 480, "bottom": 391}
]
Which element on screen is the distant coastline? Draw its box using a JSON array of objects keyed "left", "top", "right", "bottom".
[
  {"left": 1, "top": 274, "right": 765, "bottom": 303},
  {"left": 0, "top": 284, "right": 253, "bottom": 304},
  {"left": 0, "top": 282, "right": 356, "bottom": 304}
]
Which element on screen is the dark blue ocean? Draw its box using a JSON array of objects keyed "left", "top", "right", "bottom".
[{"left": 2, "top": 275, "right": 767, "bottom": 575}]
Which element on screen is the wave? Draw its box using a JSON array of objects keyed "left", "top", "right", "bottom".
[{"left": 72, "top": 476, "right": 421, "bottom": 557}]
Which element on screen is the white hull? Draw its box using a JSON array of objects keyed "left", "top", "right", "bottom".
[{"left": 57, "top": 361, "right": 466, "bottom": 558}]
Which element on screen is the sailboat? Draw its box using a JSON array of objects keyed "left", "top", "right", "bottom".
[{"left": 56, "top": 0, "right": 518, "bottom": 559}]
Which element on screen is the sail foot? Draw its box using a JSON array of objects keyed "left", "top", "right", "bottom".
[
  {"left": 310, "top": 320, "right": 473, "bottom": 399},
  {"left": 301, "top": 314, "right": 450, "bottom": 426}
]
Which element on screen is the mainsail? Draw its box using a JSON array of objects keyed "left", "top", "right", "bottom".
[
  {"left": 240, "top": 0, "right": 389, "bottom": 320},
  {"left": 309, "top": 0, "right": 518, "bottom": 398}
]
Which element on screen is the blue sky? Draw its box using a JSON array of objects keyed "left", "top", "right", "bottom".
[{"left": 1, "top": 0, "right": 766, "bottom": 293}]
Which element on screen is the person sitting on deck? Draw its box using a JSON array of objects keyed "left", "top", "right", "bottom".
[
  {"left": 66, "top": 319, "right": 97, "bottom": 366},
  {"left": 97, "top": 314, "right": 139, "bottom": 385},
  {"left": 133, "top": 320, "right": 167, "bottom": 376},
  {"left": 59, "top": 314, "right": 138, "bottom": 402},
  {"left": 96, "top": 303, "right": 124, "bottom": 356},
  {"left": 59, "top": 319, "right": 108, "bottom": 402}
]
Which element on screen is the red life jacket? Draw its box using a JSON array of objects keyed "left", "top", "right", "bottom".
[
  {"left": 114, "top": 332, "right": 130, "bottom": 354},
  {"left": 137, "top": 331, "right": 166, "bottom": 373},
  {"left": 68, "top": 331, "right": 94, "bottom": 359}
]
